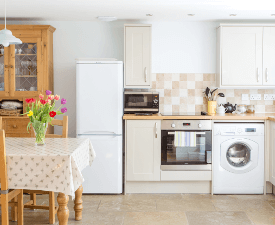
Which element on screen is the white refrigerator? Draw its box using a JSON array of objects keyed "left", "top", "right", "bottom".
[{"left": 76, "top": 59, "right": 123, "bottom": 194}]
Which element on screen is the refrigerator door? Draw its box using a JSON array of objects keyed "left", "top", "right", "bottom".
[
  {"left": 78, "top": 134, "right": 122, "bottom": 194},
  {"left": 76, "top": 62, "right": 123, "bottom": 135}
]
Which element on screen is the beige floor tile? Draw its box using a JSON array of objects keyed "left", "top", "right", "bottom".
[
  {"left": 186, "top": 211, "right": 253, "bottom": 225},
  {"left": 231, "top": 194, "right": 275, "bottom": 201},
  {"left": 181, "top": 194, "right": 235, "bottom": 201},
  {"left": 213, "top": 199, "right": 274, "bottom": 211},
  {"left": 126, "top": 194, "right": 182, "bottom": 201},
  {"left": 246, "top": 209, "right": 275, "bottom": 225},
  {"left": 156, "top": 199, "right": 216, "bottom": 211},
  {"left": 124, "top": 212, "right": 188, "bottom": 225},
  {"left": 98, "top": 199, "right": 157, "bottom": 212}
]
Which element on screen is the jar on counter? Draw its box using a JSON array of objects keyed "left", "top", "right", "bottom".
[
  {"left": 236, "top": 104, "right": 247, "bottom": 114},
  {"left": 247, "top": 105, "right": 255, "bottom": 113}
]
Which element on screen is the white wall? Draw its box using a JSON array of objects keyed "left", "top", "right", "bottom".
[{"left": 3, "top": 20, "right": 218, "bottom": 136}]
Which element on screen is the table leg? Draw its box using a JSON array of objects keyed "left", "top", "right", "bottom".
[
  {"left": 57, "top": 192, "right": 69, "bottom": 225},
  {"left": 74, "top": 185, "right": 83, "bottom": 221},
  {"left": 11, "top": 196, "right": 17, "bottom": 221}
]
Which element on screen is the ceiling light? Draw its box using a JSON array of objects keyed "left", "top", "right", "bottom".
[
  {"left": 97, "top": 16, "right": 117, "bottom": 22},
  {"left": 146, "top": 14, "right": 153, "bottom": 16},
  {"left": 230, "top": 14, "right": 237, "bottom": 16},
  {"left": 188, "top": 14, "right": 195, "bottom": 16},
  {"left": 0, "top": 0, "right": 22, "bottom": 47}
]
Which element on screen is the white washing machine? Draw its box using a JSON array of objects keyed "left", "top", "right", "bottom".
[{"left": 213, "top": 123, "right": 264, "bottom": 194}]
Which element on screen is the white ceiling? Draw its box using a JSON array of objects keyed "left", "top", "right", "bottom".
[{"left": 2, "top": 0, "right": 275, "bottom": 21}]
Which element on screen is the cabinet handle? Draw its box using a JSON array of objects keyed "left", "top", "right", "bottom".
[
  {"left": 266, "top": 68, "right": 269, "bottom": 82},
  {"left": 144, "top": 67, "right": 147, "bottom": 82},
  {"left": 155, "top": 122, "right": 157, "bottom": 138},
  {"left": 257, "top": 68, "right": 259, "bottom": 82},
  {"left": 13, "top": 125, "right": 17, "bottom": 128}
]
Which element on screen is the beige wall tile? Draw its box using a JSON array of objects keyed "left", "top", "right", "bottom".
[
  {"left": 156, "top": 74, "right": 164, "bottom": 81},
  {"left": 203, "top": 74, "right": 211, "bottom": 81},
  {"left": 187, "top": 73, "right": 195, "bottom": 81},
  {"left": 156, "top": 81, "right": 164, "bottom": 89},
  {"left": 164, "top": 105, "right": 172, "bottom": 113},
  {"left": 187, "top": 81, "right": 195, "bottom": 89},
  {"left": 187, "top": 104, "right": 195, "bottom": 112},
  {"left": 164, "top": 74, "right": 172, "bottom": 81},
  {"left": 187, "top": 97, "right": 195, "bottom": 104},
  {"left": 195, "top": 89, "right": 205, "bottom": 97},
  {"left": 164, "top": 81, "right": 172, "bottom": 89},
  {"left": 172, "top": 105, "right": 180, "bottom": 113},
  {"left": 172, "top": 89, "right": 180, "bottom": 97},
  {"left": 180, "top": 81, "right": 187, "bottom": 89},
  {"left": 195, "top": 105, "right": 203, "bottom": 112},
  {"left": 159, "top": 97, "right": 164, "bottom": 104},
  {"left": 195, "top": 73, "right": 203, "bottom": 81},
  {"left": 180, "top": 89, "right": 188, "bottom": 97},
  {"left": 265, "top": 105, "right": 275, "bottom": 112},
  {"left": 164, "top": 97, "right": 172, "bottom": 104},
  {"left": 172, "top": 97, "right": 180, "bottom": 105},
  {"left": 195, "top": 81, "right": 203, "bottom": 89},
  {"left": 180, "top": 104, "right": 188, "bottom": 112},
  {"left": 188, "top": 89, "right": 195, "bottom": 96},
  {"left": 180, "top": 97, "right": 188, "bottom": 104},
  {"left": 152, "top": 81, "right": 156, "bottom": 89},
  {"left": 180, "top": 73, "right": 187, "bottom": 81},
  {"left": 172, "top": 73, "right": 180, "bottom": 81},
  {"left": 164, "top": 89, "right": 172, "bottom": 97},
  {"left": 172, "top": 81, "right": 180, "bottom": 89}
]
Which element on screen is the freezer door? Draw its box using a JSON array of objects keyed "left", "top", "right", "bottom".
[
  {"left": 78, "top": 135, "right": 122, "bottom": 194},
  {"left": 76, "top": 63, "right": 123, "bottom": 135}
]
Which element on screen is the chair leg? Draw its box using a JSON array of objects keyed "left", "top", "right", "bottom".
[
  {"left": 17, "top": 189, "right": 24, "bottom": 225},
  {"left": 1, "top": 194, "right": 9, "bottom": 225},
  {"left": 11, "top": 196, "right": 18, "bottom": 221},
  {"left": 30, "top": 193, "right": 36, "bottom": 210},
  {"left": 49, "top": 192, "right": 55, "bottom": 224}
]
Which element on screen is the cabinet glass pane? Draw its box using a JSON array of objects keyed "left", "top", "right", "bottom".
[
  {"left": 0, "top": 45, "right": 4, "bottom": 91},
  {"left": 15, "top": 43, "right": 37, "bottom": 91}
]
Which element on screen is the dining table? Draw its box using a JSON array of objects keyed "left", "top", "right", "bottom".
[{"left": 5, "top": 137, "right": 96, "bottom": 225}]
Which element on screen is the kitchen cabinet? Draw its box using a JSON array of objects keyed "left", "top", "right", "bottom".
[
  {"left": 124, "top": 24, "right": 151, "bottom": 88},
  {"left": 263, "top": 27, "right": 275, "bottom": 86},
  {"left": 217, "top": 25, "right": 275, "bottom": 88},
  {"left": 0, "top": 25, "right": 55, "bottom": 136},
  {"left": 126, "top": 120, "right": 161, "bottom": 181},
  {"left": 269, "top": 120, "right": 275, "bottom": 186}
]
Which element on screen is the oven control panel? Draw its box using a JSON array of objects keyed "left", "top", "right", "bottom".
[{"left": 162, "top": 120, "right": 211, "bottom": 130}]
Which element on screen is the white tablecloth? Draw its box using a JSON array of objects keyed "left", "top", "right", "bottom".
[{"left": 5, "top": 138, "right": 96, "bottom": 198}]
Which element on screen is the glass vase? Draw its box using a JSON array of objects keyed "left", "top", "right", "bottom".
[{"left": 32, "top": 122, "right": 48, "bottom": 146}]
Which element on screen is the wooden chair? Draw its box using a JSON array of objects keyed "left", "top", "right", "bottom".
[
  {"left": 0, "top": 129, "right": 24, "bottom": 225},
  {"left": 24, "top": 116, "right": 68, "bottom": 224}
]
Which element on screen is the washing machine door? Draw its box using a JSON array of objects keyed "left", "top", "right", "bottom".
[{"left": 220, "top": 138, "right": 258, "bottom": 174}]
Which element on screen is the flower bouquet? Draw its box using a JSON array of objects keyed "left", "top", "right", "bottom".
[{"left": 24, "top": 90, "right": 67, "bottom": 146}]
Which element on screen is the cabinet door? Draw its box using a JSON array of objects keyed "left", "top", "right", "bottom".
[
  {"left": 126, "top": 120, "right": 161, "bottom": 181},
  {"left": 221, "top": 27, "right": 263, "bottom": 86},
  {"left": 125, "top": 26, "right": 151, "bottom": 87},
  {"left": 9, "top": 38, "right": 42, "bottom": 97},
  {"left": 263, "top": 27, "right": 275, "bottom": 86},
  {"left": 270, "top": 121, "right": 275, "bottom": 185}
]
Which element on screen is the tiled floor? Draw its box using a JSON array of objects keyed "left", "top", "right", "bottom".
[{"left": 2, "top": 194, "right": 275, "bottom": 224}]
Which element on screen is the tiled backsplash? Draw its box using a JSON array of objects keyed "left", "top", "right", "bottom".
[{"left": 150, "top": 73, "right": 275, "bottom": 113}]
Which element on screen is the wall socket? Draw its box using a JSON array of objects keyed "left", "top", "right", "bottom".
[
  {"left": 250, "top": 94, "right": 261, "bottom": 100},
  {"left": 264, "top": 94, "right": 275, "bottom": 100}
]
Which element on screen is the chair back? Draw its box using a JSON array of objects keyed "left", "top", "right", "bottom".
[
  {"left": 46, "top": 115, "right": 68, "bottom": 138},
  {"left": 0, "top": 129, "right": 8, "bottom": 192}
]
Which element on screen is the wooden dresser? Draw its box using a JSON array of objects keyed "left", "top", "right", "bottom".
[{"left": 0, "top": 25, "right": 55, "bottom": 136}]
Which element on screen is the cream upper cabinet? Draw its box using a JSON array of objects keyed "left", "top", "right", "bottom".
[
  {"left": 269, "top": 121, "right": 275, "bottom": 186},
  {"left": 263, "top": 27, "right": 275, "bottom": 86},
  {"left": 124, "top": 24, "right": 151, "bottom": 88},
  {"left": 126, "top": 120, "right": 161, "bottom": 181},
  {"left": 217, "top": 26, "right": 263, "bottom": 87}
]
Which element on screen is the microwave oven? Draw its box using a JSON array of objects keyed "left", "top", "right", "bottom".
[{"left": 124, "top": 92, "right": 159, "bottom": 114}]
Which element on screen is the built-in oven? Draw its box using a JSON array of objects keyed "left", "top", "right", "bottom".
[
  {"left": 161, "top": 120, "right": 212, "bottom": 171},
  {"left": 124, "top": 92, "right": 159, "bottom": 114}
]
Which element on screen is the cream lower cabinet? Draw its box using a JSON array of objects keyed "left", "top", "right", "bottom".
[
  {"left": 126, "top": 120, "right": 161, "bottom": 181},
  {"left": 269, "top": 121, "right": 275, "bottom": 185}
]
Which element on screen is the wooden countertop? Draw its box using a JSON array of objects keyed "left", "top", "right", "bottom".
[{"left": 123, "top": 113, "right": 275, "bottom": 121}]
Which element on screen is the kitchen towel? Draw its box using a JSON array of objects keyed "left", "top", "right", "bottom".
[{"left": 174, "top": 132, "right": 196, "bottom": 147}]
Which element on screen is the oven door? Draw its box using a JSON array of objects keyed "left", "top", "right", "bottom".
[{"left": 161, "top": 130, "right": 212, "bottom": 171}]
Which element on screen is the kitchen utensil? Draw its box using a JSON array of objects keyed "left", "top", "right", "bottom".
[
  {"left": 212, "top": 91, "right": 219, "bottom": 101},
  {"left": 18, "top": 49, "right": 22, "bottom": 54},
  {"left": 205, "top": 87, "right": 210, "bottom": 100},
  {"left": 236, "top": 105, "right": 247, "bottom": 114},
  {"left": 30, "top": 87, "right": 37, "bottom": 91},
  {"left": 223, "top": 102, "right": 237, "bottom": 113},
  {"left": 247, "top": 105, "right": 255, "bottom": 113},
  {"left": 218, "top": 93, "right": 225, "bottom": 97},
  {"left": 216, "top": 105, "right": 227, "bottom": 114},
  {"left": 208, "top": 101, "right": 217, "bottom": 114}
]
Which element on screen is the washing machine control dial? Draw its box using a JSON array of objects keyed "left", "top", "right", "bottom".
[
  {"left": 237, "top": 128, "right": 242, "bottom": 133},
  {"left": 171, "top": 123, "right": 176, "bottom": 128}
]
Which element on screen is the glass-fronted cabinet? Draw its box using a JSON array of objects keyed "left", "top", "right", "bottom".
[{"left": 8, "top": 38, "right": 42, "bottom": 97}]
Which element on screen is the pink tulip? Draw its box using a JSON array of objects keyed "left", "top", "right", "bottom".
[
  {"left": 54, "top": 95, "right": 60, "bottom": 101},
  {"left": 48, "top": 95, "right": 54, "bottom": 100},
  {"left": 39, "top": 94, "right": 44, "bottom": 99}
]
